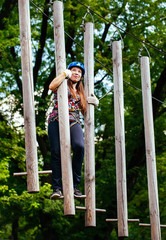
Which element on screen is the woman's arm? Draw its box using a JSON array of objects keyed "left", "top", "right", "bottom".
[
  {"left": 49, "top": 69, "right": 72, "bottom": 90},
  {"left": 49, "top": 72, "right": 66, "bottom": 90}
]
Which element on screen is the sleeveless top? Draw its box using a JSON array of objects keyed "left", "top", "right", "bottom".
[{"left": 48, "top": 86, "right": 81, "bottom": 126}]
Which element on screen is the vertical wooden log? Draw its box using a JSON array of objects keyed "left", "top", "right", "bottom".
[
  {"left": 112, "top": 41, "right": 128, "bottom": 237},
  {"left": 141, "top": 56, "right": 161, "bottom": 240},
  {"left": 84, "top": 22, "right": 96, "bottom": 227},
  {"left": 18, "top": 0, "right": 39, "bottom": 193},
  {"left": 53, "top": 1, "right": 75, "bottom": 215}
]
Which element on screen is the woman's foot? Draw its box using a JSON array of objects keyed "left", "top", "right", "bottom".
[
  {"left": 50, "top": 189, "right": 63, "bottom": 200},
  {"left": 74, "top": 187, "right": 82, "bottom": 198}
]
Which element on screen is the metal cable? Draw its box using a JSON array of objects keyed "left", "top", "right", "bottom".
[
  {"left": 75, "top": 0, "right": 166, "bottom": 56},
  {"left": 30, "top": 0, "right": 166, "bottom": 105}
]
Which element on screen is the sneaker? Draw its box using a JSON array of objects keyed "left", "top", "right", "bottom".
[
  {"left": 74, "top": 187, "right": 82, "bottom": 198},
  {"left": 50, "top": 189, "right": 63, "bottom": 200}
]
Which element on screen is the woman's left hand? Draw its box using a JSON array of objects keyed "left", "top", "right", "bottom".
[{"left": 87, "top": 94, "right": 99, "bottom": 108}]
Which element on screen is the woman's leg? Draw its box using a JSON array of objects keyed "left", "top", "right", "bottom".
[
  {"left": 48, "top": 120, "right": 62, "bottom": 191},
  {"left": 70, "top": 123, "right": 84, "bottom": 188}
]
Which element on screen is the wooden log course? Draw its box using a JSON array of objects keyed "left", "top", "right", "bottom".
[
  {"left": 13, "top": 170, "right": 52, "bottom": 176},
  {"left": 139, "top": 223, "right": 166, "bottom": 228},
  {"left": 53, "top": 0, "right": 75, "bottom": 215},
  {"left": 141, "top": 56, "right": 161, "bottom": 240},
  {"left": 112, "top": 40, "right": 128, "bottom": 237},
  {"left": 106, "top": 219, "right": 140, "bottom": 222},
  {"left": 75, "top": 195, "right": 86, "bottom": 199},
  {"left": 47, "top": 196, "right": 86, "bottom": 200},
  {"left": 76, "top": 206, "right": 106, "bottom": 213},
  {"left": 18, "top": 0, "right": 39, "bottom": 193},
  {"left": 84, "top": 22, "right": 96, "bottom": 227}
]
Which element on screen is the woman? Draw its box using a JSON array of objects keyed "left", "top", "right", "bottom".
[{"left": 48, "top": 61, "right": 87, "bottom": 199}]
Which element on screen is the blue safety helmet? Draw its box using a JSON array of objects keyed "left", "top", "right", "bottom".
[{"left": 67, "top": 61, "right": 85, "bottom": 76}]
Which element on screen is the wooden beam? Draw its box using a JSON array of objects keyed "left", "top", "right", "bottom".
[
  {"left": 106, "top": 219, "right": 140, "bottom": 222},
  {"left": 13, "top": 170, "right": 52, "bottom": 176},
  {"left": 84, "top": 22, "right": 96, "bottom": 227},
  {"left": 141, "top": 56, "right": 161, "bottom": 240},
  {"left": 139, "top": 223, "right": 166, "bottom": 228},
  {"left": 18, "top": 0, "right": 39, "bottom": 193},
  {"left": 76, "top": 206, "right": 106, "bottom": 212},
  {"left": 53, "top": 0, "right": 75, "bottom": 216},
  {"left": 76, "top": 206, "right": 86, "bottom": 210},
  {"left": 96, "top": 208, "right": 106, "bottom": 213},
  {"left": 75, "top": 195, "right": 86, "bottom": 199},
  {"left": 112, "top": 41, "right": 128, "bottom": 237}
]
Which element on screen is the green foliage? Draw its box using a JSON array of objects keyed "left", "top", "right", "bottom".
[{"left": 0, "top": 0, "right": 166, "bottom": 239}]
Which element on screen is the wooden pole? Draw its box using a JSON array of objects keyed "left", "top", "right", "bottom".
[
  {"left": 13, "top": 170, "right": 52, "bottom": 176},
  {"left": 139, "top": 223, "right": 166, "bottom": 228},
  {"left": 18, "top": 0, "right": 39, "bottom": 193},
  {"left": 76, "top": 206, "right": 106, "bottom": 212},
  {"left": 140, "top": 56, "right": 161, "bottom": 240},
  {"left": 106, "top": 219, "right": 140, "bottom": 222},
  {"left": 84, "top": 22, "right": 96, "bottom": 227},
  {"left": 52, "top": 1, "right": 75, "bottom": 215},
  {"left": 112, "top": 41, "right": 128, "bottom": 237}
]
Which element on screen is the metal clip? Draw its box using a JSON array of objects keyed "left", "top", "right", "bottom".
[
  {"left": 80, "top": 6, "right": 94, "bottom": 31},
  {"left": 49, "top": 1, "right": 64, "bottom": 11},
  {"left": 109, "top": 28, "right": 124, "bottom": 50},
  {"left": 48, "top": 0, "right": 53, "bottom": 6},
  {"left": 138, "top": 41, "right": 151, "bottom": 63}
]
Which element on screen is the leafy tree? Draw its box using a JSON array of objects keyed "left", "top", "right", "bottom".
[{"left": 0, "top": 0, "right": 166, "bottom": 239}]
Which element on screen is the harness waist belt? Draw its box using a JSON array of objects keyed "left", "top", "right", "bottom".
[{"left": 53, "top": 107, "right": 79, "bottom": 112}]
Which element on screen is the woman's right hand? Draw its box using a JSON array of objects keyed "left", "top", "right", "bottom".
[{"left": 64, "top": 69, "right": 72, "bottom": 78}]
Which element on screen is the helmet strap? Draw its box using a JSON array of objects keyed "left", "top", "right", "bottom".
[{"left": 70, "top": 79, "right": 80, "bottom": 84}]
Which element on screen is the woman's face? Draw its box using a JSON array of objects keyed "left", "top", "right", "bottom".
[{"left": 70, "top": 67, "right": 82, "bottom": 83}]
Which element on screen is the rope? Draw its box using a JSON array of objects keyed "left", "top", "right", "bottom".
[{"left": 99, "top": 86, "right": 114, "bottom": 101}]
